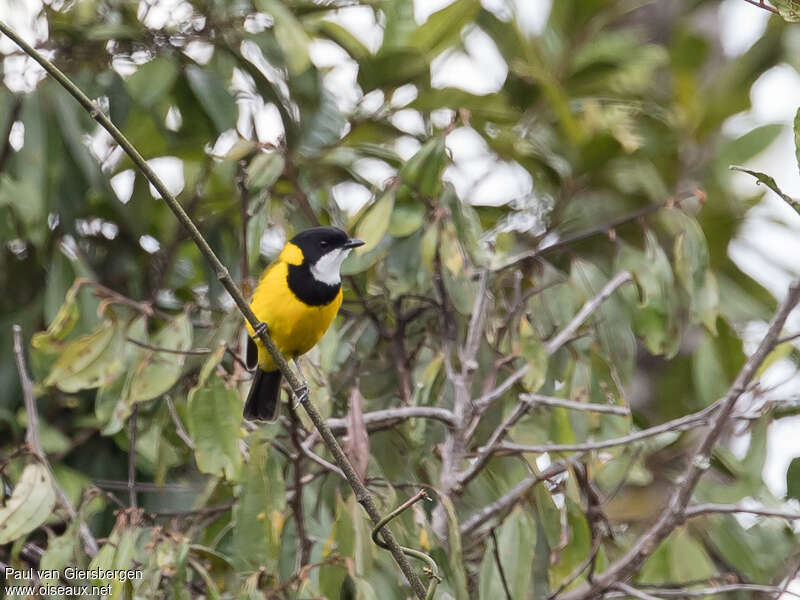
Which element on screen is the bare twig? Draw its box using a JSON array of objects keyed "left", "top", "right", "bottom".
[
  {"left": 288, "top": 404, "right": 312, "bottom": 567},
  {"left": 236, "top": 160, "right": 250, "bottom": 287},
  {"left": 683, "top": 503, "right": 800, "bottom": 521},
  {"left": 490, "top": 527, "right": 513, "bottom": 600},
  {"left": 613, "top": 582, "right": 664, "bottom": 600},
  {"left": 326, "top": 406, "right": 457, "bottom": 433},
  {"left": 12, "top": 325, "right": 98, "bottom": 557},
  {"left": 128, "top": 404, "right": 138, "bottom": 508},
  {"left": 741, "top": 0, "right": 780, "bottom": 15},
  {"left": 165, "top": 396, "right": 195, "bottom": 450},
  {"left": 559, "top": 279, "right": 800, "bottom": 600},
  {"left": 490, "top": 401, "right": 719, "bottom": 455},
  {"left": 0, "top": 21, "right": 428, "bottom": 598},
  {"left": 522, "top": 394, "right": 630, "bottom": 416},
  {"left": 604, "top": 584, "right": 800, "bottom": 598},
  {"left": 127, "top": 337, "right": 210, "bottom": 355}
]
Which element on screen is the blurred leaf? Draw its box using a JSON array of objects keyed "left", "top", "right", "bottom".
[
  {"left": 255, "top": 0, "right": 311, "bottom": 75},
  {"left": 185, "top": 65, "right": 237, "bottom": 134},
  {"left": 125, "top": 58, "right": 177, "bottom": 108},
  {"left": 772, "top": 0, "right": 800, "bottom": 21},
  {"left": 520, "top": 317, "right": 547, "bottom": 392},
  {"left": 355, "top": 189, "right": 395, "bottom": 254},
  {"left": 246, "top": 152, "right": 285, "bottom": 191},
  {"left": 188, "top": 359, "right": 242, "bottom": 479},
  {"left": 233, "top": 431, "right": 286, "bottom": 572},
  {"left": 409, "top": 0, "right": 479, "bottom": 57},
  {"left": 0, "top": 463, "right": 56, "bottom": 544}
]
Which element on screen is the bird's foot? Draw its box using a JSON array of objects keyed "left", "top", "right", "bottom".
[{"left": 291, "top": 384, "right": 309, "bottom": 408}]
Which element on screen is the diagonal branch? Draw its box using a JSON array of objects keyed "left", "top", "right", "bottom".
[
  {"left": 0, "top": 22, "right": 428, "bottom": 599},
  {"left": 12, "top": 325, "right": 99, "bottom": 557},
  {"left": 558, "top": 279, "right": 800, "bottom": 600}
]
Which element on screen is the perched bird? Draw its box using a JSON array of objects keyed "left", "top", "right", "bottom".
[{"left": 244, "top": 226, "right": 364, "bottom": 421}]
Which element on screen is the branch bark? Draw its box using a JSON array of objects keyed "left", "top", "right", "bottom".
[{"left": 0, "top": 22, "right": 428, "bottom": 599}]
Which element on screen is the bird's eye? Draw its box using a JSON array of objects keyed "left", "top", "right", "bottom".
[{"left": 320, "top": 240, "right": 329, "bottom": 248}]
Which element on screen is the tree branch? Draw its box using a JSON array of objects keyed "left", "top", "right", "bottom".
[
  {"left": 12, "top": 325, "right": 98, "bottom": 557},
  {"left": 683, "top": 502, "right": 800, "bottom": 521},
  {"left": 326, "top": 406, "right": 457, "bottom": 433},
  {"left": 558, "top": 279, "right": 800, "bottom": 600},
  {"left": 0, "top": 22, "right": 427, "bottom": 598}
]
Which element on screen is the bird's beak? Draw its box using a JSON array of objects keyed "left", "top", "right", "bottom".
[{"left": 343, "top": 238, "right": 365, "bottom": 249}]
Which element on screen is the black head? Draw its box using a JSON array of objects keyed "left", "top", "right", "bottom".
[{"left": 290, "top": 226, "right": 364, "bottom": 265}]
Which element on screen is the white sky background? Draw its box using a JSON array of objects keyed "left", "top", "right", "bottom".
[{"left": 2, "top": 0, "right": 800, "bottom": 590}]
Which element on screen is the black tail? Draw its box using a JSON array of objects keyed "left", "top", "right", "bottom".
[{"left": 244, "top": 369, "right": 281, "bottom": 422}]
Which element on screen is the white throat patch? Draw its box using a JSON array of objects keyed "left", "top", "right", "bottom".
[{"left": 310, "top": 248, "right": 351, "bottom": 286}]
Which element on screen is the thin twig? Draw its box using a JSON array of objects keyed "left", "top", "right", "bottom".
[
  {"left": 604, "top": 584, "right": 800, "bottom": 598},
  {"left": 0, "top": 21, "right": 428, "bottom": 598},
  {"left": 490, "top": 527, "right": 513, "bottom": 600},
  {"left": 12, "top": 325, "right": 98, "bottom": 557},
  {"left": 127, "top": 337, "right": 210, "bottom": 355},
  {"left": 741, "top": 0, "right": 780, "bottom": 15},
  {"left": 490, "top": 401, "right": 719, "bottom": 456},
  {"left": 613, "top": 582, "right": 664, "bottom": 600},
  {"left": 236, "top": 160, "right": 250, "bottom": 288},
  {"left": 288, "top": 404, "right": 312, "bottom": 567},
  {"left": 325, "top": 406, "right": 457, "bottom": 433},
  {"left": 128, "top": 404, "right": 138, "bottom": 508},
  {"left": 683, "top": 503, "right": 800, "bottom": 521},
  {"left": 165, "top": 396, "right": 195, "bottom": 450}
]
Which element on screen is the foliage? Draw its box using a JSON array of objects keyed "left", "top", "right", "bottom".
[{"left": 2, "top": 1, "right": 800, "bottom": 598}]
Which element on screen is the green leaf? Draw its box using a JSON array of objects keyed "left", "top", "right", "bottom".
[
  {"left": 233, "top": 431, "right": 286, "bottom": 572},
  {"left": 520, "top": 317, "right": 547, "bottom": 392},
  {"left": 125, "top": 58, "right": 178, "bottom": 108},
  {"left": 399, "top": 137, "right": 448, "bottom": 197},
  {"left": 246, "top": 152, "right": 285, "bottom": 191},
  {"left": 795, "top": 107, "right": 800, "bottom": 176},
  {"left": 125, "top": 314, "right": 193, "bottom": 404},
  {"left": 533, "top": 485, "right": 562, "bottom": 550},
  {"left": 255, "top": 0, "right": 311, "bottom": 75},
  {"left": 409, "top": 0, "right": 480, "bottom": 56},
  {"left": 772, "top": 0, "right": 800, "bottom": 21},
  {"left": 716, "top": 124, "right": 782, "bottom": 169},
  {"left": 439, "top": 495, "right": 470, "bottom": 599},
  {"left": 672, "top": 213, "right": 718, "bottom": 333},
  {"left": 43, "top": 320, "right": 124, "bottom": 392},
  {"left": 185, "top": 65, "right": 237, "bottom": 134},
  {"left": 319, "top": 493, "right": 356, "bottom": 599},
  {"left": 355, "top": 189, "right": 395, "bottom": 254},
  {"left": 387, "top": 200, "right": 425, "bottom": 237},
  {"left": 787, "top": 457, "right": 800, "bottom": 502},
  {"left": 188, "top": 365, "right": 242, "bottom": 479},
  {"left": 731, "top": 166, "right": 800, "bottom": 215},
  {"left": 0, "top": 463, "right": 56, "bottom": 544},
  {"left": 478, "top": 506, "right": 536, "bottom": 600}
]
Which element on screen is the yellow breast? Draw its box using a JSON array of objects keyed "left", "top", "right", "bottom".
[{"left": 246, "top": 260, "right": 343, "bottom": 371}]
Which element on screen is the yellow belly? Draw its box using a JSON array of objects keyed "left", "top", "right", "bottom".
[{"left": 245, "top": 261, "right": 342, "bottom": 371}]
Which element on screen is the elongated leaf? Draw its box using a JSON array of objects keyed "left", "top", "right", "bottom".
[
  {"left": 409, "top": 0, "right": 480, "bottom": 56},
  {"left": 355, "top": 189, "right": 395, "bottom": 254},
  {"left": 0, "top": 463, "right": 56, "bottom": 544},
  {"left": 188, "top": 366, "right": 242, "bottom": 479},
  {"left": 185, "top": 65, "right": 237, "bottom": 134},
  {"left": 731, "top": 166, "right": 800, "bottom": 215}
]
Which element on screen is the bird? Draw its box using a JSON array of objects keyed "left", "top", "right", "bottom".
[{"left": 244, "top": 226, "right": 364, "bottom": 421}]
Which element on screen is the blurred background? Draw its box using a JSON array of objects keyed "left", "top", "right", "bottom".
[{"left": 2, "top": 0, "right": 800, "bottom": 598}]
